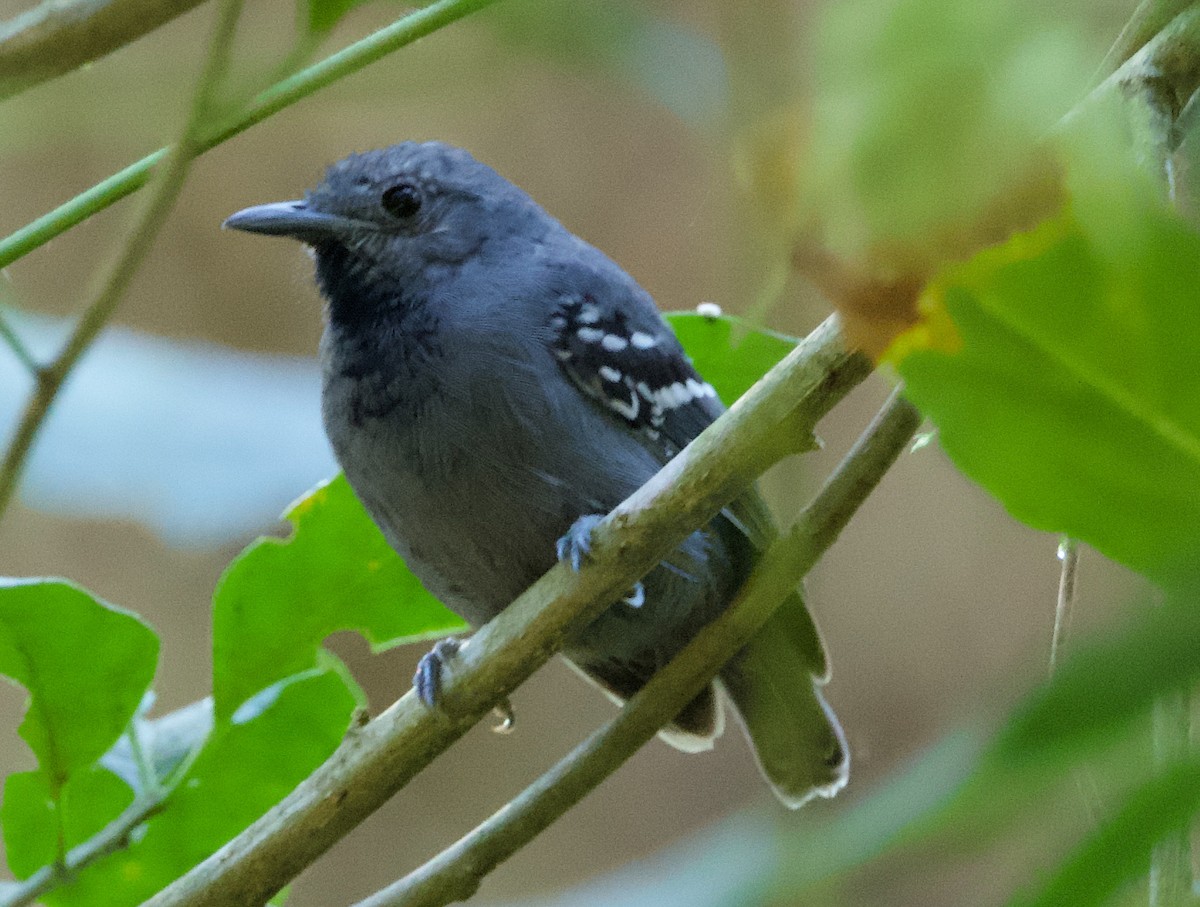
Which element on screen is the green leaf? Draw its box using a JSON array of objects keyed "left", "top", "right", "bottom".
[
  {"left": 39, "top": 669, "right": 356, "bottom": 906},
  {"left": 666, "top": 313, "right": 797, "bottom": 404},
  {"left": 0, "top": 579, "right": 158, "bottom": 788},
  {"left": 212, "top": 474, "right": 463, "bottom": 721},
  {"left": 895, "top": 204, "right": 1200, "bottom": 588},
  {"left": 1010, "top": 757, "right": 1200, "bottom": 907},
  {"left": 2, "top": 767, "right": 134, "bottom": 879}
]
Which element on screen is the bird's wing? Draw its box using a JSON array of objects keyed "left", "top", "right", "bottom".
[{"left": 548, "top": 291, "right": 724, "bottom": 459}]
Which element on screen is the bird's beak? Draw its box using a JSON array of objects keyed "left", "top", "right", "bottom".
[{"left": 223, "top": 200, "right": 352, "bottom": 243}]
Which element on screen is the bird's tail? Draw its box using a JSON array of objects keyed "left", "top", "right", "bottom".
[{"left": 718, "top": 593, "right": 849, "bottom": 808}]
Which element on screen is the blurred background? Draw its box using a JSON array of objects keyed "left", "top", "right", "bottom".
[{"left": 0, "top": 0, "right": 1151, "bottom": 903}]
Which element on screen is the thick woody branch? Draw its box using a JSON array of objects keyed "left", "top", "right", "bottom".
[{"left": 140, "top": 315, "right": 872, "bottom": 907}]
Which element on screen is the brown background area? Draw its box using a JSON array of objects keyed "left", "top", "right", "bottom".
[{"left": 0, "top": 1, "right": 1142, "bottom": 904}]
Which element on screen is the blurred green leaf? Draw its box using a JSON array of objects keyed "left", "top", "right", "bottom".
[
  {"left": 805, "top": 0, "right": 1090, "bottom": 268},
  {"left": 1010, "top": 757, "right": 1200, "bottom": 907},
  {"left": 894, "top": 200, "right": 1200, "bottom": 588},
  {"left": 993, "top": 595, "right": 1200, "bottom": 768},
  {"left": 212, "top": 475, "right": 464, "bottom": 721},
  {"left": 31, "top": 669, "right": 355, "bottom": 906},
  {"left": 666, "top": 313, "right": 797, "bottom": 404},
  {"left": 766, "top": 587, "right": 1200, "bottom": 903},
  {"left": 0, "top": 579, "right": 158, "bottom": 788},
  {"left": 2, "top": 767, "right": 134, "bottom": 879}
]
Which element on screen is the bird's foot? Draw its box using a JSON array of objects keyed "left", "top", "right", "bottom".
[
  {"left": 414, "top": 637, "right": 463, "bottom": 708},
  {"left": 557, "top": 514, "right": 645, "bottom": 609},
  {"left": 414, "top": 638, "right": 518, "bottom": 730},
  {"left": 556, "top": 514, "right": 604, "bottom": 571}
]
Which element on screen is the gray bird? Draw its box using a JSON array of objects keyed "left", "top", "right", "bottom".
[{"left": 224, "top": 141, "right": 848, "bottom": 807}]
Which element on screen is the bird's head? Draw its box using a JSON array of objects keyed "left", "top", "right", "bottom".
[{"left": 224, "top": 141, "right": 553, "bottom": 298}]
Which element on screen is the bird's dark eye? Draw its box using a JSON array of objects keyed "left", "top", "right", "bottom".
[{"left": 381, "top": 183, "right": 423, "bottom": 219}]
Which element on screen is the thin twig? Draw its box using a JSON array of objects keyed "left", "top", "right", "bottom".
[
  {"left": 0, "top": 0, "right": 504, "bottom": 270},
  {"left": 0, "top": 0, "right": 242, "bottom": 520},
  {"left": 139, "top": 316, "right": 872, "bottom": 907},
  {"left": 1048, "top": 536, "right": 1079, "bottom": 677},
  {"left": 356, "top": 389, "right": 921, "bottom": 907},
  {"left": 0, "top": 792, "right": 168, "bottom": 907},
  {"left": 0, "top": 307, "right": 39, "bottom": 376}
]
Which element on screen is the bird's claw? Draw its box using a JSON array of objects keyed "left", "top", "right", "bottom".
[
  {"left": 414, "top": 637, "right": 463, "bottom": 708},
  {"left": 556, "top": 514, "right": 604, "bottom": 571}
]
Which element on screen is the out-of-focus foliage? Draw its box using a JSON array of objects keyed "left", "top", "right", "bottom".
[
  {"left": 802, "top": 0, "right": 1089, "bottom": 274},
  {"left": 892, "top": 102, "right": 1200, "bottom": 589}
]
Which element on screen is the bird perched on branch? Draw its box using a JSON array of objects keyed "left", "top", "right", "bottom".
[{"left": 224, "top": 141, "right": 848, "bottom": 807}]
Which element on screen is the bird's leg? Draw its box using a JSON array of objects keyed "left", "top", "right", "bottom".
[
  {"left": 413, "top": 637, "right": 515, "bottom": 725},
  {"left": 556, "top": 513, "right": 645, "bottom": 609}
]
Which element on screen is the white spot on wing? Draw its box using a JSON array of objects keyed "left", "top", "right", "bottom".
[
  {"left": 599, "top": 365, "right": 622, "bottom": 383},
  {"left": 577, "top": 327, "right": 605, "bottom": 343},
  {"left": 630, "top": 331, "right": 657, "bottom": 349},
  {"left": 578, "top": 305, "right": 601, "bottom": 325},
  {"left": 609, "top": 393, "right": 639, "bottom": 419},
  {"left": 601, "top": 334, "right": 628, "bottom": 352}
]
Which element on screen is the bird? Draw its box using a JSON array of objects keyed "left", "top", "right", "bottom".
[{"left": 224, "top": 141, "right": 848, "bottom": 807}]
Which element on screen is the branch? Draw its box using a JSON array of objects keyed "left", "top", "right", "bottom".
[
  {"left": 0, "top": 0, "right": 242, "bottom": 519},
  {"left": 0, "top": 0, "right": 505, "bottom": 270},
  {"left": 139, "top": 316, "right": 873, "bottom": 907},
  {"left": 0, "top": 307, "right": 39, "bottom": 376},
  {"left": 354, "top": 388, "right": 921, "bottom": 907},
  {"left": 0, "top": 0, "right": 207, "bottom": 100},
  {"left": 0, "top": 792, "right": 168, "bottom": 907}
]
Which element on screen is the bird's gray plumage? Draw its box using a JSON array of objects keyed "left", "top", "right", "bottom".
[{"left": 225, "top": 141, "right": 848, "bottom": 806}]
